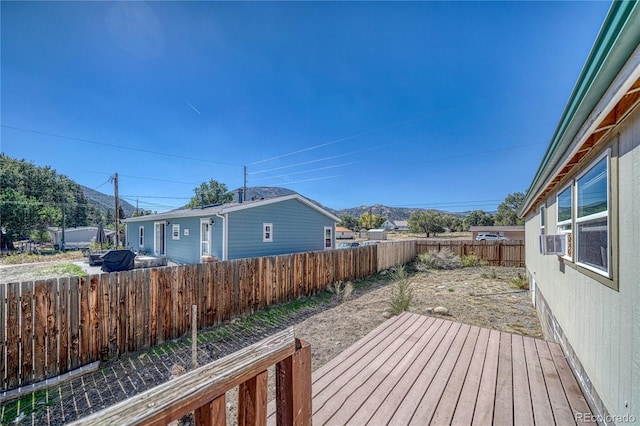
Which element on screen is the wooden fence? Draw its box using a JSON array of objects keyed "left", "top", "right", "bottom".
[
  {"left": 0, "top": 247, "right": 376, "bottom": 392},
  {"left": 376, "top": 240, "right": 417, "bottom": 271},
  {"left": 0, "top": 239, "right": 521, "bottom": 392},
  {"left": 415, "top": 239, "right": 525, "bottom": 267}
]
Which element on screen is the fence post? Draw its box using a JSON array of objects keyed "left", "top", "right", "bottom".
[
  {"left": 276, "top": 338, "right": 312, "bottom": 425},
  {"left": 192, "top": 304, "right": 198, "bottom": 369}
]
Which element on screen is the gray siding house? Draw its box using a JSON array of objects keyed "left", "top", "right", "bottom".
[
  {"left": 521, "top": 2, "right": 640, "bottom": 424},
  {"left": 123, "top": 194, "right": 339, "bottom": 264}
]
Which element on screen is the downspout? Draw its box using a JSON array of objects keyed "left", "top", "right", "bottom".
[{"left": 215, "top": 212, "right": 228, "bottom": 261}]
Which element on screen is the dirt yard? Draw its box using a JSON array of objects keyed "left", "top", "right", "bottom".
[{"left": 293, "top": 265, "right": 540, "bottom": 372}]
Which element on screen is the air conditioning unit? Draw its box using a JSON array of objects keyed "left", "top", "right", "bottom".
[{"left": 539, "top": 234, "right": 567, "bottom": 256}]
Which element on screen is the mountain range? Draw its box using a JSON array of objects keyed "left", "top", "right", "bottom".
[
  {"left": 81, "top": 185, "right": 136, "bottom": 218},
  {"left": 83, "top": 185, "right": 470, "bottom": 221}
]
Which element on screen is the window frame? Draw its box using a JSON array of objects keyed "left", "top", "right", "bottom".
[
  {"left": 172, "top": 224, "right": 180, "bottom": 240},
  {"left": 324, "top": 226, "right": 333, "bottom": 249},
  {"left": 556, "top": 181, "right": 573, "bottom": 261},
  {"left": 574, "top": 151, "right": 610, "bottom": 278},
  {"left": 263, "top": 223, "right": 273, "bottom": 243},
  {"left": 138, "top": 226, "right": 144, "bottom": 248}
]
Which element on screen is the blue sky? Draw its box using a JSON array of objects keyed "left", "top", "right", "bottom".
[{"left": 1, "top": 1, "right": 612, "bottom": 213}]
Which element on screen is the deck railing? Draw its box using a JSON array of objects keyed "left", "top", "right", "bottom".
[{"left": 68, "top": 328, "right": 311, "bottom": 426}]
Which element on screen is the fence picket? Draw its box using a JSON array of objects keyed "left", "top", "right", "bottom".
[
  {"left": 20, "top": 281, "right": 34, "bottom": 385},
  {"left": 33, "top": 280, "right": 47, "bottom": 382},
  {"left": 0, "top": 283, "right": 5, "bottom": 391}
]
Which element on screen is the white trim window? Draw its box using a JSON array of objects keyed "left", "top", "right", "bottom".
[
  {"left": 540, "top": 205, "right": 546, "bottom": 235},
  {"left": 575, "top": 154, "right": 609, "bottom": 276},
  {"left": 556, "top": 183, "right": 573, "bottom": 260},
  {"left": 324, "top": 226, "right": 333, "bottom": 249},
  {"left": 138, "top": 226, "right": 144, "bottom": 248},
  {"left": 263, "top": 223, "right": 273, "bottom": 243},
  {"left": 172, "top": 224, "right": 180, "bottom": 240}
]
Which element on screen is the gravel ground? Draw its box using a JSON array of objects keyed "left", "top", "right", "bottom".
[{"left": 0, "top": 262, "right": 541, "bottom": 425}]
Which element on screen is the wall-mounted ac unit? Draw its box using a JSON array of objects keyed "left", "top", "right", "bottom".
[{"left": 539, "top": 234, "right": 567, "bottom": 256}]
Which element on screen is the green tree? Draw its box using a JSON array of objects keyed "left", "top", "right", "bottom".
[
  {"left": 0, "top": 154, "right": 91, "bottom": 245},
  {"left": 358, "top": 212, "right": 385, "bottom": 230},
  {"left": 462, "top": 210, "right": 494, "bottom": 230},
  {"left": 494, "top": 192, "right": 525, "bottom": 226},
  {"left": 408, "top": 210, "right": 446, "bottom": 237},
  {"left": 338, "top": 214, "right": 359, "bottom": 231},
  {"left": 185, "top": 179, "right": 234, "bottom": 208},
  {"left": 0, "top": 189, "right": 39, "bottom": 240},
  {"left": 441, "top": 214, "right": 463, "bottom": 232}
]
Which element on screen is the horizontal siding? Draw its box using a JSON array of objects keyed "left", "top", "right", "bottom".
[
  {"left": 525, "top": 106, "right": 640, "bottom": 422},
  {"left": 164, "top": 217, "right": 202, "bottom": 264},
  {"left": 227, "top": 198, "right": 334, "bottom": 260}
]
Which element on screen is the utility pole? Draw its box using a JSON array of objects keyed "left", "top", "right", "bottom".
[
  {"left": 61, "top": 199, "right": 66, "bottom": 251},
  {"left": 113, "top": 173, "right": 120, "bottom": 248},
  {"left": 243, "top": 166, "right": 247, "bottom": 201}
]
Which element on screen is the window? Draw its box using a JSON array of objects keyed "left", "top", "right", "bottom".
[
  {"left": 557, "top": 184, "right": 573, "bottom": 259},
  {"left": 263, "top": 223, "right": 273, "bottom": 242},
  {"left": 172, "top": 224, "right": 180, "bottom": 240},
  {"left": 138, "top": 226, "right": 144, "bottom": 247},
  {"left": 324, "top": 226, "right": 333, "bottom": 249},
  {"left": 575, "top": 155, "right": 609, "bottom": 276},
  {"left": 540, "top": 205, "right": 546, "bottom": 235}
]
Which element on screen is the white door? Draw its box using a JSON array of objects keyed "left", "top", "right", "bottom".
[
  {"left": 154, "top": 222, "right": 166, "bottom": 256},
  {"left": 200, "top": 220, "right": 210, "bottom": 257}
]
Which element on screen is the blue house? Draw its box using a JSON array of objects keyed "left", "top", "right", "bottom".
[{"left": 122, "top": 194, "right": 339, "bottom": 264}]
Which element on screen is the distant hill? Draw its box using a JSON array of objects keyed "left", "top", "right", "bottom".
[
  {"left": 233, "top": 187, "right": 471, "bottom": 221},
  {"left": 233, "top": 186, "right": 298, "bottom": 202},
  {"left": 81, "top": 185, "right": 136, "bottom": 218}
]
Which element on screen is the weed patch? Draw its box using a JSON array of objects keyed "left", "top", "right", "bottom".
[{"left": 387, "top": 265, "right": 414, "bottom": 316}]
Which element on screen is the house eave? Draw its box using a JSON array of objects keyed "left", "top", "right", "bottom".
[{"left": 521, "top": 1, "right": 640, "bottom": 217}]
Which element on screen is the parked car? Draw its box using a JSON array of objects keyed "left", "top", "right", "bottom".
[
  {"left": 475, "top": 233, "right": 507, "bottom": 241},
  {"left": 337, "top": 242, "right": 360, "bottom": 249},
  {"left": 361, "top": 241, "right": 380, "bottom": 247}
]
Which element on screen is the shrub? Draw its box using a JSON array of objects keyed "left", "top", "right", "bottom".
[
  {"left": 416, "top": 250, "right": 461, "bottom": 270},
  {"left": 481, "top": 270, "right": 498, "bottom": 279},
  {"left": 330, "top": 281, "right": 354, "bottom": 302},
  {"left": 461, "top": 254, "right": 483, "bottom": 267},
  {"left": 387, "top": 265, "right": 414, "bottom": 315},
  {"left": 511, "top": 273, "right": 529, "bottom": 290}
]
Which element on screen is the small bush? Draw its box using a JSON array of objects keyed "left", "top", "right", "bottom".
[
  {"left": 387, "top": 265, "right": 414, "bottom": 315},
  {"left": 481, "top": 270, "right": 498, "bottom": 279},
  {"left": 330, "top": 281, "right": 354, "bottom": 302},
  {"left": 416, "top": 250, "right": 461, "bottom": 270},
  {"left": 511, "top": 273, "right": 529, "bottom": 290},
  {"left": 461, "top": 254, "right": 483, "bottom": 267}
]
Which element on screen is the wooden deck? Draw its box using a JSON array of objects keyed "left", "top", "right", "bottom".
[{"left": 269, "top": 312, "right": 593, "bottom": 425}]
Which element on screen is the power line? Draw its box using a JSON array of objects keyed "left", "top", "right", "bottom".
[{"left": 1, "top": 125, "right": 242, "bottom": 168}]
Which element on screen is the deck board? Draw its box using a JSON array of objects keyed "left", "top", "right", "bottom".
[{"left": 267, "top": 312, "right": 591, "bottom": 425}]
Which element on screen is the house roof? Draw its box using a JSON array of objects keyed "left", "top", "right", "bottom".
[
  {"left": 48, "top": 226, "right": 116, "bottom": 235},
  {"left": 336, "top": 226, "right": 353, "bottom": 233},
  {"left": 521, "top": 1, "right": 640, "bottom": 216},
  {"left": 122, "top": 194, "right": 341, "bottom": 223},
  {"left": 469, "top": 226, "right": 524, "bottom": 232}
]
